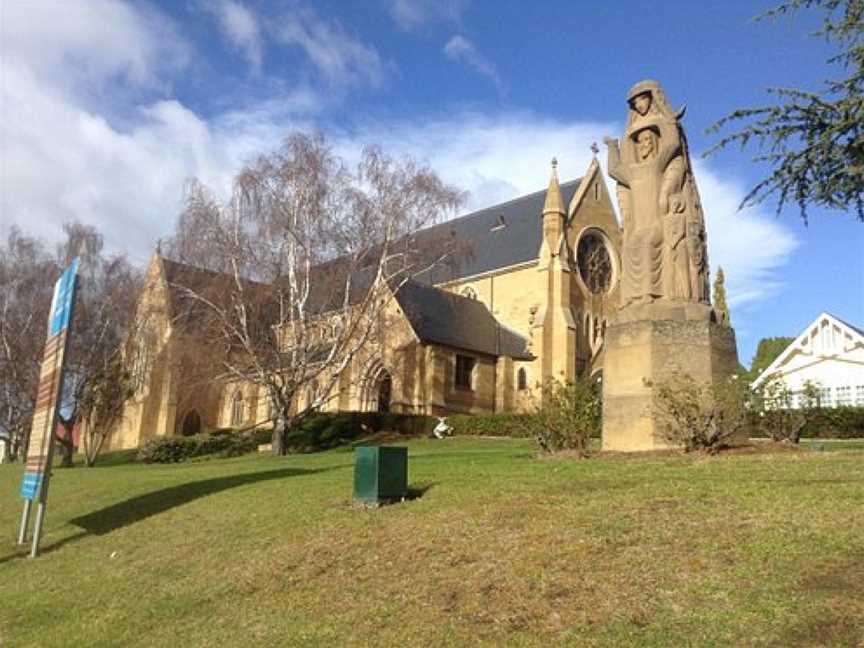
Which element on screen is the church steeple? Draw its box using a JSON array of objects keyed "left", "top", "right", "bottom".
[{"left": 543, "top": 157, "right": 566, "bottom": 217}]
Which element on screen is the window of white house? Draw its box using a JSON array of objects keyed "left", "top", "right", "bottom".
[
  {"left": 455, "top": 355, "right": 475, "bottom": 391},
  {"left": 836, "top": 386, "right": 852, "bottom": 406},
  {"left": 517, "top": 367, "right": 528, "bottom": 391},
  {"left": 819, "top": 387, "right": 833, "bottom": 408},
  {"left": 231, "top": 390, "right": 246, "bottom": 426},
  {"left": 857, "top": 385, "right": 864, "bottom": 406}
]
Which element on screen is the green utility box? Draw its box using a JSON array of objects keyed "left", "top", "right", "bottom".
[{"left": 353, "top": 445, "right": 408, "bottom": 504}]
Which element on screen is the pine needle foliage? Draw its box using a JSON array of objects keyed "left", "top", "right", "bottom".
[{"left": 706, "top": 0, "right": 864, "bottom": 222}]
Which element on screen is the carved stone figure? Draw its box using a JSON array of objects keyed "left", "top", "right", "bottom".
[{"left": 604, "top": 79, "right": 710, "bottom": 310}]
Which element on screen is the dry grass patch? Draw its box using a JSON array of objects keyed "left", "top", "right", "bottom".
[{"left": 1, "top": 437, "right": 862, "bottom": 646}]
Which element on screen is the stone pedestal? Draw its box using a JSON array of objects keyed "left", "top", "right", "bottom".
[{"left": 601, "top": 304, "right": 739, "bottom": 452}]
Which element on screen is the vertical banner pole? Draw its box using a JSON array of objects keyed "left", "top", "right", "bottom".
[
  {"left": 29, "top": 441, "right": 54, "bottom": 558},
  {"left": 30, "top": 503, "right": 47, "bottom": 559},
  {"left": 17, "top": 260, "right": 78, "bottom": 558},
  {"left": 18, "top": 500, "right": 32, "bottom": 544}
]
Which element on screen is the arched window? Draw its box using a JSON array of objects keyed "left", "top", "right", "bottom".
[
  {"left": 130, "top": 337, "right": 152, "bottom": 392},
  {"left": 230, "top": 390, "right": 246, "bottom": 427},
  {"left": 517, "top": 367, "right": 528, "bottom": 391},
  {"left": 306, "top": 380, "right": 320, "bottom": 411}
]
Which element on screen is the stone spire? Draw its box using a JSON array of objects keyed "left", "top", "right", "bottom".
[{"left": 542, "top": 157, "right": 565, "bottom": 216}]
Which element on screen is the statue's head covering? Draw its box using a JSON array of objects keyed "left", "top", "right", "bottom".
[
  {"left": 626, "top": 79, "right": 661, "bottom": 103},
  {"left": 625, "top": 79, "right": 677, "bottom": 122}
]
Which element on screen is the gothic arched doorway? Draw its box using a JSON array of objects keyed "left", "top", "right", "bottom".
[
  {"left": 376, "top": 372, "right": 392, "bottom": 413},
  {"left": 362, "top": 360, "right": 392, "bottom": 413},
  {"left": 181, "top": 410, "right": 202, "bottom": 436}
]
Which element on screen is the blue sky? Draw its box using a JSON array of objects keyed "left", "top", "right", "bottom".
[{"left": 1, "top": 0, "right": 862, "bottom": 366}]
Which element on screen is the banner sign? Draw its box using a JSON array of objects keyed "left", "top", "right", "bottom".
[{"left": 20, "top": 259, "right": 78, "bottom": 501}]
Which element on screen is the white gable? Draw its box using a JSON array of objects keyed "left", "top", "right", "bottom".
[{"left": 751, "top": 312, "right": 864, "bottom": 406}]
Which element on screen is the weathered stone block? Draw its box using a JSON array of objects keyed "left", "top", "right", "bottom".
[{"left": 601, "top": 316, "right": 739, "bottom": 452}]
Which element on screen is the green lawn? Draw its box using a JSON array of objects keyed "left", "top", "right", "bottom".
[{"left": 2, "top": 438, "right": 863, "bottom": 647}]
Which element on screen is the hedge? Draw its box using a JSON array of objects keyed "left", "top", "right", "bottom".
[
  {"left": 747, "top": 406, "right": 864, "bottom": 440},
  {"left": 283, "top": 412, "right": 436, "bottom": 453},
  {"left": 801, "top": 407, "right": 864, "bottom": 439},
  {"left": 138, "top": 428, "right": 272, "bottom": 463},
  {"left": 444, "top": 413, "right": 536, "bottom": 438}
]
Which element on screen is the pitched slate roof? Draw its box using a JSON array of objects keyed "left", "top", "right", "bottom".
[
  {"left": 394, "top": 280, "right": 532, "bottom": 360},
  {"left": 158, "top": 179, "right": 573, "bottom": 357},
  {"left": 420, "top": 178, "right": 581, "bottom": 284},
  {"left": 160, "top": 258, "right": 277, "bottom": 330}
]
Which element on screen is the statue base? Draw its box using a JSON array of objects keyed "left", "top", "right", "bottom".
[{"left": 601, "top": 305, "right": 740, "bottom": 452}]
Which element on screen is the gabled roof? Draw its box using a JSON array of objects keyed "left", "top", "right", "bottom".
[
  {"left": 394, "top": 280, "right": 532, "bottom": 360},
  {"left": 830, "top": 311, "right": 864, "bottom": 338},
  {"left": 751, "top": 311, "right": 864, "bottom": 388},
  {"left": 419, "top": 178, "right": 582, "bottom": 284}
]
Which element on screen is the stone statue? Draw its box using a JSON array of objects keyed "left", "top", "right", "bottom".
[{"left": 604, "top": 80, "right": 710, "bottom": 310}]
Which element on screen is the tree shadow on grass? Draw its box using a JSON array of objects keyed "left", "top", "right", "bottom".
[
  {"left": 1, "top": 466, "right": 340, "bottom": 564},
  {"left": 70, "top": 467, "right": 337, "bottom": 535}
]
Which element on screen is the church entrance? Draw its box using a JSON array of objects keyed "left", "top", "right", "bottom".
[
  {"left": 376, "top": 372, "right": 392, "bottom": 413},
  {"left": 362, "top": 361, "right": 392, "bottom": 413},
  {"left": 181, "top": 410, "right": 202, "bottom": 436}
]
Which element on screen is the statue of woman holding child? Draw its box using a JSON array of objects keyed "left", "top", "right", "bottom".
[{"left": 604, "top": 80, "right": 710, "bottom": 310}]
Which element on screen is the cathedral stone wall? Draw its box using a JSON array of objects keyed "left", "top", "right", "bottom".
[{"left": 107, "top": 157, "right": 624, "bottom": 447}]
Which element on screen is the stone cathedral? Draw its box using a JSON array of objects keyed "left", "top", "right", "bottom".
[{"left": 109, "top": 80, "right": 737, "bottom": 452}]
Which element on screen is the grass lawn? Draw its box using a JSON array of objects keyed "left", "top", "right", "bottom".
[{"left": 1, "top": 437, "right": 863, "bottom": 647}]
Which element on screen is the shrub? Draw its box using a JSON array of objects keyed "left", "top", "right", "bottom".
[
  {"left": 653, "top": 374, "right": 749, "bottom": 454},
  {"left": 138, "top": 427, "right": 272, "bottom": 463},
  {"left": 444, "top": 413, "right": 536, "bottom": 438},
  {"left": 527, "top": 379, "right": 601, "bottom": 456},
  {"left": 801, "top": 406, "right": 864, "bottom": 439},
  {"left": 749, "top": 379, "right": 819, "bottom": 443},
  {"left": 283, "top": 412, "right": 435, "bottom": 453}
]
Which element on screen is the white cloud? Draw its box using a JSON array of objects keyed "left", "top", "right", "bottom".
[
  {"left": 0, "top": 61, "right": 324, "bottom": 262},
  {"left": 0, "top": 1, "right": 297, "bottom": 264},
  {"left": 0, "top": 0, "right": 188, "bottom": 95},
  {"left": 444, "top": 35, "right": 504, "bottom": 94},
  {"left": 276, "top": 7, "right": 387, "bottom": 88},
  {"left": 387, "top": 0, "right": 467, "bottom": 30},
  {"left": 692, "top": 161, "right": 800, "bottom": 311},
  {"left": 203, "top": 0, "right": 263, "bottom": 71}
]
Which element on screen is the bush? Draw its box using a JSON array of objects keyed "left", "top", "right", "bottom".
[
  {"left": 745, "top": 377, "right": 864, "bottom": 440},
  {"left": 800, "top": 406, "right": 864, "bottom": 439},
  {"left": 747, "top": 378, "right": 821, "bottom": 443},
  {"left": 282, "top": 412, "right": 435, "bottom": 453},
  {"left": 530, "top": 379, "right": 601, "bottom": 455},
  {"left": 444, "top": 413, "right": 536, "bottom": 438},
  {"left": 138, "top": 427, "right": 272, "bottom": 463},
  {"left": 653, "top": 375, "right": 749, "bottom": 454}
]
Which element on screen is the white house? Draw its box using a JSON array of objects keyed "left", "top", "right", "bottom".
[{"left": 751, "top": 312, "right": 864, "bottom": 408}]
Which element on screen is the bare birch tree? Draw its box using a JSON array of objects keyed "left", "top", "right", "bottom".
[
  {"left": 53, "top": 223, "right": 142, "bottom": 467},
  {"left": 0, "top": 229, "right": 57, "bottom": 463},
  {"left": 165, "top": 133, "right": 463, "bottom": 454}
]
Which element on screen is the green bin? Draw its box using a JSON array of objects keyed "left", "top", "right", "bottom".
[{"left": 353, "top": 446, "right": 408, "bottom": 504}]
